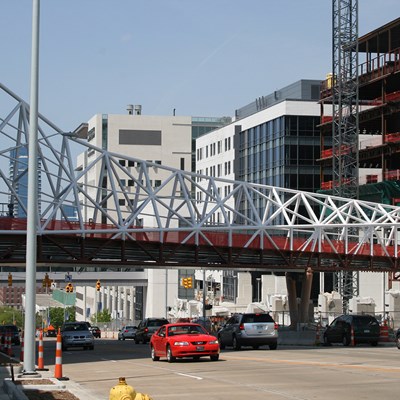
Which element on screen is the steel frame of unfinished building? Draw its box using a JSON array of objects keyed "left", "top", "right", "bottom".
[
  {"left": 332, "top": 0, "right": 360, "bottom": 302},
  {"left": 1, "top": 82, "right": 400, "bottom": 272}
]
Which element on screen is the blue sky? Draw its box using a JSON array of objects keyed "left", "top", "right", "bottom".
[{"left": 1, "top": 1, "right": 399, "bottom": 131}]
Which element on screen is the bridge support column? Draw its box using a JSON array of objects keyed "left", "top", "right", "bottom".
[
  {"left": 299, "top": 267, "right": 313, "bottom": 324},
  {"left": 286, "top": 273, "right": 298, "bottom": 330}
]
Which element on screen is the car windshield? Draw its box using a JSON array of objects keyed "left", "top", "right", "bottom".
[
  {"left": 168, "top": 325, "right": 206, "bottom": 336},
  {"left": 63, "top": 324, "right": 88, "bottom": 332},
  {"left": 241, "top": 314, "right": 274, "bottom": 323},
  {"left": 125, "top": 326, "right": 135, "bottom": 330},
  {"left": 148, "top": 320, "right": 168, "bottom": 327}
]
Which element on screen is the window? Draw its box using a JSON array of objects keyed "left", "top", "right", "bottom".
[
  {"left": 154, "top": 180, "right": 161, "bottom": 187},
  {"left": 128, "top": 160, "right": 135, "bottom": 167},
  {"left": 180, "top": 158, "right": 185, "bottom": 170},
  {"left": 119, "top": 159, "right": 126, "bottom": 166},
  {"left": 118, "top": 199, "right": 125, "bottom": 206},
  {"left": 218, "top": 141, "right": 222, "bottom": 154},
  {"left": 120, "top": 179, "right": 126, "bottom": 187},
  {"left": 155, "top": 160, "right": 162, "bottom": 165},
  {"left": 128, "top": 179, "right": 134, "bottom": 187}
]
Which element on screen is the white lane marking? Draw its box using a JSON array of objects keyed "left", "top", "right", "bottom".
[{"left": 175, "top": 372, "right": 203, "bottom": 380}]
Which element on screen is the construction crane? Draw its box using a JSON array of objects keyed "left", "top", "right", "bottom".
[{"left": 331, "top": 0, "right": 360, "bottom": 309}]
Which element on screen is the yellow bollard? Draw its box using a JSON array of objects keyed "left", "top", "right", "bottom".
[{"left": 109, "top": 377, "right": 136, "bottom": 400}]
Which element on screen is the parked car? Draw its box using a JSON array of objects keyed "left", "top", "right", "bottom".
[
  {"left": 217, "top": 313, "right": 278, "bottom": 350},
  {"left": 396, "top": 328, "right": 400, "bottom": 349},
  {"left": 150, "top": 322, "right": 220, "bottom": 362},
  {"left": 134, "top": 318, "right": 169, "bottom": 344},
  {"left": 118, "top": 326, "right": 137, "bottom": 340},
  {"left": 0, "top": 324, "right": 20, "bottom": 345},
  {"left": 323, "top": 314, "right": 380, "bottom": 346},
  {"left": 60, "top": 321, "right": 94, "bottom": 350},
  {"left": 90, "top": 326, "right": 101, "bottom": 338}
]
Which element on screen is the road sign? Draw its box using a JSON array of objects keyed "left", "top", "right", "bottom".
[{"left": 65, "top": 273, "right": 72, "bottom": 282}]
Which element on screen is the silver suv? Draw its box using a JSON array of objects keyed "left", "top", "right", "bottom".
[
  {"left": 61, "top": 321, "right": 94, "bottom": 351},
  {"left": 217, "top": 313, "right": 278, "bottom": 350}
]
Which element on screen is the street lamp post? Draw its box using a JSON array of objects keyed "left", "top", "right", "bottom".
[{"left": 23, "top": 0, "right": 40, "bottom": 376}]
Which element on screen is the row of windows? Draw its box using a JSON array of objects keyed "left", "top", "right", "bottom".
[
  {"left": 118, "top": 159, "right": 162, "bottom": 167},
  {"left": 196, "top": 185, "right": 232, "bottom": 200},
  {"left": 196, "top": 161, "right": 232, "bottom": 180},
  {"left": 197, "top": 137, "right": 232, "bottom": 161}
]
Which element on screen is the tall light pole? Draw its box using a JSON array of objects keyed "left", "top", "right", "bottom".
[{"left": 23, "top": 0, "right": 40, "bottom": 376}]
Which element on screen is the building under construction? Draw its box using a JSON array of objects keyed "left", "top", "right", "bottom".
[{"left": 319, "top": 17, "right": 400, "bottom": 301}]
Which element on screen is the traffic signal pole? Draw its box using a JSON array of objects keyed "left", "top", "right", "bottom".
[{"left": 23, "top": 0, "right": 40, "bottom": 376}]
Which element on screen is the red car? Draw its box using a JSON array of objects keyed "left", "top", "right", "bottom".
[{"left": 150, "top": 323, "right": 220, "bottom": 362}]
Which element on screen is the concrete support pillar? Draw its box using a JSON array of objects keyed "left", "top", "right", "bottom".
[
  {"left": 129, "top": 287, "right": 135, "bottom": 322},
  {"left": 111, "top": 286, "right": 117, "bottom": 316},
  {"left": 299, "top": 268, "right": 313, "bottom": 323},
  {"left": 123, "top": 286, "right": 128, "bottom": 320},
  {"left": 107, "top": 286, "right": 112, "bottom": 311},
  {"left": 286, "top": 273, "right": 298, "bottom": 330},
  {"left": 100, "top": 288, "right": 105, "bottom": 311}
]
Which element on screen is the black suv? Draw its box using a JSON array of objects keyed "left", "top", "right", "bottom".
[
  {"left": 323, "top": 314, "right": 380, "bottom": 346},
  {"left": 0, "top": 324, "right": 20, "bottom": 345},
  {"left": 134, "top": 318, "right": 169, "bottom": 344}
]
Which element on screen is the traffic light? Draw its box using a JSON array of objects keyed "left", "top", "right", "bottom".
[
  {"left": 186, "top": 277, "right": 193, "bottom": 288},
  {"left": 7, "top": 273, "right": 12, "bottom": 287},
  {"left": 182, "top": 278, "right": 188, "bottom": 288},
  {"left": 65, "top": 282, "right": 73, "bottom": 293},
  {"left": 96, "top": 280, "right": 101, "bottom": 291}
]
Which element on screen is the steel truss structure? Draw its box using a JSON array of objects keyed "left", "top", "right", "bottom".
[
  {"left": 332, "top": 0, "right": 360, "bottom": 301},
  {"left": 1, "top": 82, "right": 400, "bottom": 271}
]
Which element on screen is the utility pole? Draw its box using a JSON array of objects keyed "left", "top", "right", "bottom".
[{"left": 23, "top": 0, "right": 40, "bottom": 376}]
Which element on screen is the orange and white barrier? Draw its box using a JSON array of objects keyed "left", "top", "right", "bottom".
[
  {"left": 37, "top": 331, "right": 46, "bottom": 370},
  {"left": 54, "top": 328, "right": 68, "bottom": 380},
  {"left": 6, "top": 332, "right": 13, "bottom": 357},
  {"left": 379, "top": 320, "right": 390, "bottom": 342},
  {"left": 350, "top": 326, "right": 355, "bottom": 346}
]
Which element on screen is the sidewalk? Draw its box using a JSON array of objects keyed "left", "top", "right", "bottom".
[{"left": 0, "top": 351, "right": 99, "bottom": 400}]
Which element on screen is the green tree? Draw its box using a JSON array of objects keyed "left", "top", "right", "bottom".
[
  {"left": 0, "top": 306, "right": 23, "bottom": 326},
  {"left": 91, "top": 309, "right": 111, "bottom": 323},
  {"left": 49, "top": 307, "right": 76, "bottom": 329}
]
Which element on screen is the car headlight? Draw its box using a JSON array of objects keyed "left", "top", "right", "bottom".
[
  {"left": 209, "top": 339, "right": 219, "bottom": 345},
  {"left": 173, "top": 341, "right": 190, "bottom": 346}
]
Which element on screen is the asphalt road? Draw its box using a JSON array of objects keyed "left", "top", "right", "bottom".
[{"left": 28, "top": 338, "right": 400, "bottom": 399}]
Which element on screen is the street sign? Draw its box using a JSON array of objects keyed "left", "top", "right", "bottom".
[{"left": 65, "top": 273, "right": 72, "bottom": 282}]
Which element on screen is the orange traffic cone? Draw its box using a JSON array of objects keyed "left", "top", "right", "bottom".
[
  {"left": 37, "top": 331, "right": 48, "bottom": 371},
  {"left": 20, "top": 331, "right": 24, "bottom": 362},
  {"left": 54, "top": 328, "right": 68, "bottom": 380},
  {"left": 6, "top": 332, "right": 13, "bottom": 357},
  {"left": 350, "top": 326, "right": 355, "bottom": 346}
]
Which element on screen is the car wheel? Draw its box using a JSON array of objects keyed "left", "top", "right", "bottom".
[
  {"left": 193, "top": 356, "right": 200, "bottom": 361},
  {"left": 397, "top": 336, "right": 400, "bottom": 350},
  {"left": 122, "top": 337, "right": 125, "bottom": 341},
  {"left": 371, "top": 341, "right": 378, "bottom": 347},
  {"left": 232, "top": 336, "right": 241, "bottom": 351},
  {"left": 218, "top": 335, "right": 225, "bottom": 350},
  {"left": 269, "top": 343, "right": 277, "bottom": 350},
  {"left": 151, "top": 346, "right": 160, "bottom": 361},
  {"left": 166, "top": 346, "right": 176, "bottom": 363},
  {"left": 210, "top": 355, "right": 219, "bottom": 361},
  {"left": 342, "top": 334, "right": 350, "bottom": 346}
]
